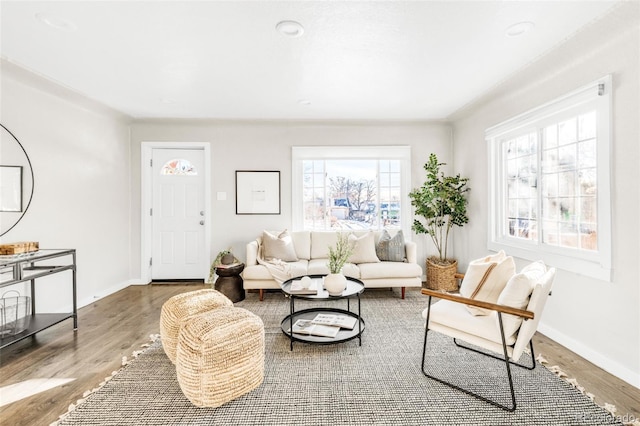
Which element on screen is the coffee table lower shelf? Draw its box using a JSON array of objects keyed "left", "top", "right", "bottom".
[{"left": 280, "top": 307, "right": 365, "bottom": 346}]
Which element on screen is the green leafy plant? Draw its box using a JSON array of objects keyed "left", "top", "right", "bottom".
[
  {"left": 208, "top": 248, "right": 234, "bottom": 282},
  {"left": 327, "top": 233, "right": 353, "bottom": 274},
  {"left": 409, "top": 153, "right": 470, "bottom": 264}
]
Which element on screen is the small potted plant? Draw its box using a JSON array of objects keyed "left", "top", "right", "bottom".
[
  {"left": 325, "top": 233, "right": 353, "bottom": 296},
  {"left": 409, "top": 153, "right": 470, "bottom": 291},
  {"left": 208, "top": 248, "right": 235, "bottom": 283}
]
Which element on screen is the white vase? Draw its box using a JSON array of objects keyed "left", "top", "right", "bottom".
[{"left": 324, "top": 273, "right": 347, "bottom": 296}]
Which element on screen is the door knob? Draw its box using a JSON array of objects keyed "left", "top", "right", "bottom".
[
  {"left": 200, "top": 211, "right": 205, "bottom": 216},
  {"left": 200, "top": 220, "right": 205, "bottom": 225}
]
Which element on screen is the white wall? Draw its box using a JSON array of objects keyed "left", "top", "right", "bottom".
[
  {"left": 450, "top": 4, "right": 639, "bottom": 387},
  {"left": 0, "top": 60, "right": 133, "bottom": 312},
  {"left": 129, "top": 120, "right": 453, "bottom": 281}
]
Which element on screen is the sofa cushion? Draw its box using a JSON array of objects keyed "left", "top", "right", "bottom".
[
  {"left": 291, "top": 231, "right": 311, "bottom": 260},
  {"left": 310, "top": 232, "right": 340, "bottom": 259},
  {"left": 375, "top": 230, "right": 405, "bottom": 262},
  {"left": 459, "top": 250, "right": 516, "bottom": 316},
  {"left": 307, "top": 259, "right": 330, "bottom": 276},
  {"left": 348, "top": 232, "right": 380, "bottom": 264},
  {"left": 359, "top": 261, "right": 422, "bottom": 279},
  {"left": 262, "top": 229, "right": 298, "bottom": 262}
]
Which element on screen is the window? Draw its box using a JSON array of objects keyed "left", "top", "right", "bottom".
[
  {"left": 160, "top": 159, "right": 197, "bottom": 175},
  {"left": 487, "top": 76, "right": 611, "bottom": 281},
  {"left": 292, "top": 146, "right": 411, "bottom": 234}
]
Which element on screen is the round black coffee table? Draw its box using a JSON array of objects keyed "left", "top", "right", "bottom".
[
  {"left": 214, "top": 263, "right": 245, "bottom": 302},
  {"left": 280, "top": 274, "right": 365, "bottom": 351}
]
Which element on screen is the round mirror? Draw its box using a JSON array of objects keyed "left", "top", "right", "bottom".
[{"left": 1, "top": 124, "right": 35, "bottom": 238}]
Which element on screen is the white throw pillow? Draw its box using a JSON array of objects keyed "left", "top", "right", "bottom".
[
  {"left": 496, "top": 273, "right": 536, "bottom": 340},
  {"left": 347, "top": 232, "right": 380, "bottom": 264},
  {"left": 459, "top": 250, "right": 516, "bottom": 316},
  {"left": 262, "top": 229, "right": 298, "bottom": 262}
]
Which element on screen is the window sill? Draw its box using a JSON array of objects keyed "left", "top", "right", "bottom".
[{"left": 488, "top": 239, "right": 612, "bottom": 282}]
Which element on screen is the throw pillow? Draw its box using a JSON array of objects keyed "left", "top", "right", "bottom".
[
  {"left": 459, "top": 250, "right": 516, "bottom": 316},
  {"left": 495, "top": 265, "right": 544, "bottom": 341},
  {"left": 347, "top": 232, "right": 380, "bottom": 264},
  {"left": 262, "top": 229, "right": 298, "bottom": 262},
  {"left": 375, "top": 230, "right": 405, "bottom": 262}
]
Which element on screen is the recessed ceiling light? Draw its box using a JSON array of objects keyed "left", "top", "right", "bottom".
[
  {"left": 276, "top": 20, "right": 304, "bottom": 38},
  {"left": 35, "top": 13, "right": 77, "bottom": 31},
  {"left": 505, "top": 21, "right": 535, "bottom": 37}
]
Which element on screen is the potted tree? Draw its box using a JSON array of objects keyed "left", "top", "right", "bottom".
[{"left": 409, "top": 153, "right": 470, "bottom": 291}]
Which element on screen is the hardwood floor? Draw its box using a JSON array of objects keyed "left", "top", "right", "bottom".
[{"left": 0, "top": 285, "right": 638, "bottom": 426}]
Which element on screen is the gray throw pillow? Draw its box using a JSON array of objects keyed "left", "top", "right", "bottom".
[{"left": 376, "top": 230, "right": 405, "bottom": 262}]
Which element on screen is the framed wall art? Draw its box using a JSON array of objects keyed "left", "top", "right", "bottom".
[{"left": 235, "top": 170, "right": 281, "bottom": 215}]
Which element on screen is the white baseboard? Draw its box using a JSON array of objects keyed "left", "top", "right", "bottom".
[
  {"left": 538, "top": 322, "right": 640, "bottom": 389},
  {"left": 74, "top": 279, "right": 138, "bottom": 311}
]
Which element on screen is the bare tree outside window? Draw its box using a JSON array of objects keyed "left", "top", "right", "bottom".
[{"left": 302, "top": 159, "right": 401, "bottom": 230}]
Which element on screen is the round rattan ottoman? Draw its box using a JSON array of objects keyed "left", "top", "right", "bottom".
[
  {"left": 175, "top": 306, "right": 265, "bottom": 408},
  {"left": 159, "top": 289, "right": 234, "bottom": 364}
]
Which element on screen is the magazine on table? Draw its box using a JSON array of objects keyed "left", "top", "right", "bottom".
[
  {"left": 291, "top": 319, "right": 340, "bottom": 338},
  {"left": 311, "top": 313, "right": 357, "bottom": 330},
  {"left": 289, "top": 278, "right": 318, "bottom": 295}
]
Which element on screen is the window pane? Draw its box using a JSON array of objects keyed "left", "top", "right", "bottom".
[
  {"left": 581, "top": 196, "right": 597, "bottom": 223},
  {"left": 558, "top": 117, "right": 577, "bottom": 145},
  {"left": 542, "top": 148, "right": 559, "bottom": 173},
  {"left": 544, "top": 124, "right": 558, "bottom": 149},
  {"left": 578, "top": 111, "right": 596, "bottom": 140},
  {"left": 558, "top": 144, "right": 576, "bottom": 170},
  {"left": 160, "top": 159, "right": 197, "bottom": 175},
  {"left": 578, "top": 139, "right": 596, "bottom": 168},
  {"left": 558, "top": 171, "right": 576, "bottom": 197},
  {"left": 579, "top": 169, "right": 597, "bottom": 196}
]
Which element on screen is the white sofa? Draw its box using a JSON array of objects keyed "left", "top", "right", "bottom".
[{"left": 243, "top": 230, "right": 423, "bottom": 300}]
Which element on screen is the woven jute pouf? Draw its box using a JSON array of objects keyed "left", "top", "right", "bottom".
[
  {"left": 175, "top": 306, "right": 265, "bottom": 408},
  {"left": 159, "top": 289, "right": 233, "bottom": 364}
]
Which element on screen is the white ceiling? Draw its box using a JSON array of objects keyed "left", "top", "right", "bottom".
[{"left": 0, "top": 1, "right": 621, "bottom": 121}]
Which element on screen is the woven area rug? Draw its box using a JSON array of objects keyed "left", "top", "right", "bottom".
[{"left": 55, "top": 290, "right": 622, "bottom": 425}]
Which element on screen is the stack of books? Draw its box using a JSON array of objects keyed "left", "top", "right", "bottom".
[
  {"left": 291, "top": 313, "right": 358, "bottom": 338},
  {"left": 289, "top": 277, "right": 319, "bottom": 295}
]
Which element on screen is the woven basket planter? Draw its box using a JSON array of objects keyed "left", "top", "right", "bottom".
[
  {"left": 159, "top": 289, "right": 233, "bottom": 364},
  {"left": 425, "top": 259, "right": 459, "bottom": 292},
  {"left": 176, "top": 307, "right": 265, "bottom": 408}
]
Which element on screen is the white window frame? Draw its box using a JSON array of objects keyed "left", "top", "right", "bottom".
[
  {"left": 292, "top": 146, "right": 412, "bottom": 236},
  {"left": 486, "top": 76, "right": 612, "bottom": 281}
]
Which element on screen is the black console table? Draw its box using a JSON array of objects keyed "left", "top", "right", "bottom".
[{"left": 0, "top": 249, "right": 77, "bottom": 349}]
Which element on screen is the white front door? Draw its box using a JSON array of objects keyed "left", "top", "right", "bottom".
[{"left": 151, "top": 148, "right": 206, "bottom": 279}]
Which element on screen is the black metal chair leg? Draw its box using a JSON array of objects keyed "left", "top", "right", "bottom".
[
  {"left": 453, "top": 336, "right": 537, "bottom": 371},
  {"left": 421, "top": 308, "right": 518, "bottom": 412}
]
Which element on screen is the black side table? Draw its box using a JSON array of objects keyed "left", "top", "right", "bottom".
[{"left": 214, "top": 263, "right": 245, "bottom": 303}]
